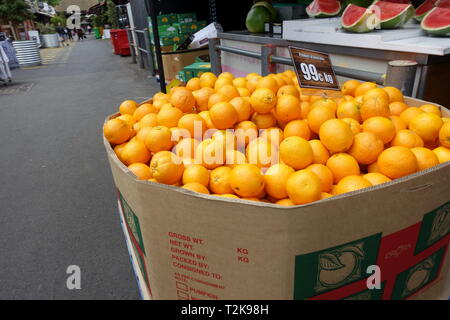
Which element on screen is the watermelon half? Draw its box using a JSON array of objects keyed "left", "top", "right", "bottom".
[
  {"left": 414, "top": 0, "right": 439, "bottom": 22},
  {"left": 437, "top": 0, "right": 450, "bottom": 8},
  {"left": 370, "top": 1, "right": 414, "bottom": 28},
  {"left": 306, "top": 0, "right": 342, "bottom": 18},
  {"left": 342, "top": 4, "right": 380, "bottom": 32},
  {"left": 421, "top": 7, "right": 450, "bottom": 35}
]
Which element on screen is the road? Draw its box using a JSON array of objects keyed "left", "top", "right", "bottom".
[{"left": 0, "top": 37, "right": 159, "bottom": 299}]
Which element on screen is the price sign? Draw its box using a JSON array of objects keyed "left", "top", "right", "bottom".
[{"left": 288, "top": 46, "right": 341, "bottom": 96}]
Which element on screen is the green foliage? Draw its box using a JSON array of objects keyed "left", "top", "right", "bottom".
[
  {"left": 50, "top": 14, "right": 66, "bottom": 27},
  {"left": 46, "top": 0, "right": 62, "bottom": 6},
  {"left": 34, "top": 22, "right": 56, "bottom": 34},
  {"left": 106, "top": 0, "right": 119, "bottom": 28},
  {"left": 0, "top": 0, "right": 33, "bottom": 23}
]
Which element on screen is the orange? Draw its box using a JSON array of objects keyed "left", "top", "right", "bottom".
[
  {"left": 433, "top": 146, "right": 450, "bottom": 163},
  {"left": 326, "top": 153, "right": 360, "bottom": 183},
  {"left": 409, "top": 112, "right": 443, "bottom": 142},
  {"left": 229, "top": 97, "right": 252, "bottom": 122},
  {"left": 178, "top": 114, "right": 207, "bottom": 139},
  {"left": 283, "top": 119, "right": 311, "bottom": 140},
  {"left": 225, "top": 149, "right": 247, "bottom": 167},
  {"left": 377, "top": 146, "right": 418, "bottom": 179},
  {"left": 311, "top": 98, "right": 338, "bottom": 114},
  {"left": 198, "top": 110, "right": 215, "bottom": 129},
  {"left": 182, "top": 164, "right": 210, "bottom": 186},
  {"left": 321, "top": 192, "right": 333, "bottom": 199},
  {"left": 234, "top": 121, "right": 258, "bottom": 147},
  {"left": 152, "top": 99, "right": 170, "bottom": 111},
  {"left": 246, "top": 137, "right": 278, "bottom": 168},
  {"left": 104, "top": 118, "right": 132, "bottom": 145},
  {"left": 260, "top": 127, "right": 284, "bottom": 146},
  {"left": 135, "top": 126, "right": 153, "bottom": 143},
  {"left": 117, "top": 114, "right": 136, "bottom": 129},
  {"left": 232, "top": 77, "right": 247, "bottom": 88},
  {"left": 360, "top": 88, "right": 390, "bottom": 121},
  {"left": 209, "top": 166, "right": 234, "bottom": 194},
  {"left": 390, "top": 129, "right": 424, "bottom": 148},
  {"left": 363, "top": 172, "right": 391, "bottom": 186},
  {"left": 410, "top": 147, "right": 439, "bottom": 171},
  {"left": 342, "top": 118, "right": 361, "bottom": 136},
  {"left": 300, "top": 101, "right": 311, "bottom": 119},
  {"left": 210, "top": 102, "right": 238, "bottom": 129},
  {"left": 237, "top": 87, "right": 251, "bottom": 97},
  {"left": 214, "top": 193, "right": 239, "bottom": 198},
  {"left": 128, "top": 163, "right": 152, "bottom": 180},
  {"left": 208, "top": 92, "right": 230, "bottom": 109},
  {"left": 348, "top": 132, "right": 384, "bottom": 165},
  {"left": 354, "top": 82, "right": 377, "bottom": 97},
  {"left": 214, "top": 77, "right": 233, "bottom": 90},
  {"left": 264, "top": 163, "right": 295, "bottom": 199},
  {"left": 133, "top": 103, "right": 157, "bottom": 121},
  {"left": 246, "top": 75, "right": 262, "bottom": 93},
  {"left": 283, "top": 70, "right": 296, "bottom": 78},
  {"left": 119, "top": 100, "right": 138, "bottom": 115},
  {"left": 308, "top": 139, "right": 330, "bottom": 165},
  {"left": 192, "top": 87, "right": 215, "bottom": 112},
  {"left": 144, "top": 126, "right": 174, "bottom": 153},
  {"left": 439, "top": 121, "right": 450, "bottom": 148},
  {"left": 286, "top": 170, "right": 322, "bottom": 204},
  {"left": 212, "top": 130, "right": 237, "bottom": 152},
  {"left": 341, "top": 79, "right": 361, "bottom": 96},
  {"left": 218, "top": 72, "right": 234, "bottom": 80},
  {"left": 139, "top": 113, "right": 158, "bottom": 128},
  {"left": 400, "top": 107, "right": 423, "bottom": 125},
  {"left": 114, "top": 142, "right": 127, "bottom": 162},
  {"left": 195, "top": 138, "right": 225, "bottom": 169},
  {"left": 306, "top": 163, "right": 333, "bottom": 193},
  {"left": 383, "top": 86, "right": 404, "bottom": 103},
  {"left": 337, "top": 100, "right": 361, "bottom": 122},
  {"left": 256, "top": 76, "right": 279, "bottom": 93},
  {"left": 279, "top": 136, "right": 313, "bottom": 170},
  {"left": 271, "top": 75, "right": 286, "bottom": 89},
  {"left": 121, "top": 140, "right": 151, "bottom": 165},
  {"left": 153, "top": 92, "right": 170, "bottom": 101},
  {"left": 175, "top": 138, "right": 199, "bottom": 159},
  {"left": 182, "top": 182, "right": 210, "bottom": 194},
  {"left": 217, "top": 84, "right": 240, "bottom": 100},
  {"left": 334, "top": 175, "right": 372, "bottom": 195},
  {"left": 420, "top": 104, "right": 441, "bottom": 116},
  {"left": 307, "top": 105, "right": 336, "bottom": 134},
  {"left": 362, "top": 116, "right": 396, "bottom": 144},
  {"left": 390, "top": 115, "right": 407, "bottom": 132},
  {"left": 199, "top": 72, "right": 217, "bottom": 88},
  {"left": 157, "top": 105, "right": 183, "bottom": 128},
  {"left": 319, "top": 119, "right": 354, "bottom": 153},
  {"left": 250, "top": 88, "right": 277, "bottom": 114},
  {"left": 251, "top": 112, "right": 277, "bottom": 129},
  {"left": 367, "top": 161, "right": 381, "bottom": 173},
  {"left": 230, "top": 164, "right": 265, "bottom": 197},
  {"left": 274, "top": 95, "right": 301, "bottom": 122},
  {"left": 246, "top": 72, "right": 260, "bottom": 80},
  {"left": 186, "top": 77, "right": 202, "bottom": 91},
  {"left": 150, "top": 152, "right": 184, "bottom": 185},
  {"left": 275, "top": 198, "right": 295, "bottom": 206},
  {"left": 170, "top": 87, "right": 196, "bottom": 112},
  {"left": 389, "top": 101, "right": 408, "bottom": 116},
  {"left": 277, "top": 85, "right": 299, "bottom": 98}
]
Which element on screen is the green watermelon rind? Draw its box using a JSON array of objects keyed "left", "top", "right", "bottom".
[
  {"left": 371, "top": 1, "right": 415, "bottom": 29},
  {"left": 246, "top": 6, "right": 273, "bottom": 33},
  {"left": 421, "top": 7, "right": 450, "bottom": 36},
  {"left": 341, "top": 5, "right": 378, "bottom": 32},
  {"left": 306, "top": 0, "right": 342, "bottom": 18},
  {"left": 252, "top": 1, "right": 279, "bottom": 21}
]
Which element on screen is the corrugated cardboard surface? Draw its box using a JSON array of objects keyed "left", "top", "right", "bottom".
[
  {"left": 161, "top": 48, "right": 209, "bottom": 81},
  {"left": 104, "top": 97, "right": 450, "bottom": 300}
]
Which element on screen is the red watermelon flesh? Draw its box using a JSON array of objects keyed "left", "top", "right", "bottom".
[
  {"left": 383, "top": 0, "right": 411, "bottom": 3},
  {"left": 307, "top": 0, "right": 341, "bottom": 17},
  {"left": 421, "top": 7, "right": 450, "bottom": 35},
  {"left": 342, "top": 4, "right": 368, "bottom": 25},
  {"left": 374, "top": 1, "right": 411, "bottom": 21},
  {"left": 415, "top": 0, "right": 439, "bottom": 21},
  {"left": 437, "top": 0, "right": 450, "bottom": 7}
]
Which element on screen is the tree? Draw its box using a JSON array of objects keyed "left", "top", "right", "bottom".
[
  {"left": 46, "top": 0, "right": 62, "bottom": 6},
  {"left": 106, "top": 0, "right": 118, "bottom": 28},
  {"left": 0, "top": 0, "right": 32, "bottom": 23}
]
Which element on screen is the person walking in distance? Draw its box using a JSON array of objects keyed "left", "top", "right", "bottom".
[
  {"left": 56, "top": 23, "right": 69, "bottom": 47},
  {"left": 77, "top": 28, "right": 84, "bottom": 41},
  {"left": 66, "top": 27, "right": 73, "bottom": 41}
]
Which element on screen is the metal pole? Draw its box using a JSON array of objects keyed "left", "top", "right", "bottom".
[
  {"left": 143, "top": 28, "right": 155, "bottom": 76},
  {"left": 208, "top": 38, "right": 222, "bottom": 75},
  {"left": 385, "top": 60, "right": 418, "bottom": 96},
  {"left": 146, "top": 0, "right": 166, "bottom": 93},
  {"left": 127, "top": 29, "right": 137, "bottom": 64}
]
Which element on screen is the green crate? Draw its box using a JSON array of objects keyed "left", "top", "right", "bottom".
[
  {"left": 178, "top": 21, "right": 207, "bottom": 34},
  {"left": 176, "top": 13, "right": 197, "bottom": 23},
  {"left": 183, "top": 62, "right": 212, "bottom": 78},
  {"left": 177, "top": 71, "right": 187, "bottom": 83},
  {"left": 157, "top": 14, "right": 177, "bottom": 25}
]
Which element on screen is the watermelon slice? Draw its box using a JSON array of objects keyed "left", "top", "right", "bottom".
[
  {"left": 414, "top": 0, "right": 439, "bottom": 22},
  {"left": 437, "top": 0, "right": 450, "bottom": 7},
  {"left": 382, "top": 0, "right": 411, "bottom": 3},
  {"left": 421, "top": 7, "right": 450, "bottom": 35},
  {"left": 306, "top": 0, "right": 342, "bottom": 18},
  {"left": 370, "top": 1, "right": 414, "bottom": 28},
  {"left": 342, "top": 4, "right": 380, "bottom": 32}
]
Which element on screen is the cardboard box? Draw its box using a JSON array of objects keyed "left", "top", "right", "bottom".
[
  {"left": 160, "top": 47, "right": 209, "bottom": 82},
  {"left": 104, "top": 97, "right": 449, "bottom": 300}
]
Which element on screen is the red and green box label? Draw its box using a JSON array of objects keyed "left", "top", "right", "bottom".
[{"left": 294, "top": 201, "right": 449, "bottom": 300}]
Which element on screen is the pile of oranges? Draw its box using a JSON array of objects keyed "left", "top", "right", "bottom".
[{"left": 103, "top": 70, "right": 450, "bottom": 206}]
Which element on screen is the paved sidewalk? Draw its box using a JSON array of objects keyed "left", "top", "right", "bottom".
[{"left": 0, "top": 38, "right": 160, "bottom": 299}]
